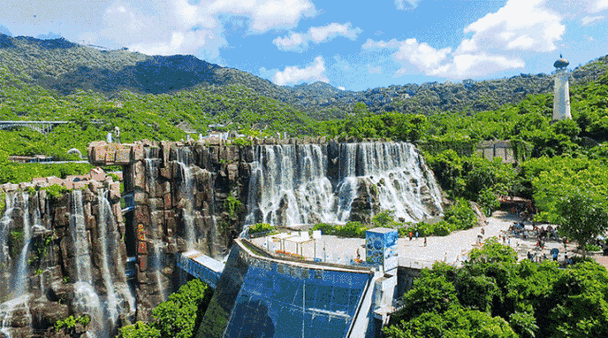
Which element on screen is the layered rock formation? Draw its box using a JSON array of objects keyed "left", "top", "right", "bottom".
[
  {"left": 0, "top": 138, "right": 444, "bottom": 337},
  {"left": 0, "top": 175, "right": 133, "bottom": 338}
]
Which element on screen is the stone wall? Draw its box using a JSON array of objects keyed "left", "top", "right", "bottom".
[
  {"left": 86, "top": 138, "right": 444, "bottom": 323},
  {"left": 0, "top": 174, "right": 129, "bottom": 338},
  {"left": 89, "top": 139, "right": 259, "bottom": 321},
  {"left": 477, "top": 140, "right": 515, "bottom": 163},
  {"left": 1, "top": 137, "right": 444, "bottom": 337}
]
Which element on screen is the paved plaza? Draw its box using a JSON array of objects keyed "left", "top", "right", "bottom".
[{"left": 251, "top": 210, "right": 585, "bottom": 269}]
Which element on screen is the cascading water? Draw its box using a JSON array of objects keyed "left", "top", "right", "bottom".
[
  {"left": 0, "top": 192, "right": 16, "bottom": 286},
  {"left": 245, "top": 142, "right": 443, "bottom": 227},
  {"left": 69, "top": 190, "right": 135, "bottom": 338},
  {"left": 145, "top": 154, "right": 167, "bottom": 302},
  {"left": 176, "top": 148, "right": 196, "bottom": 249},
  {"left": 0, "top": 192, "right": 34, "bottom": 338},
  {"left": 14, "top": 193, "right": 31, "bottom": 298},
  {"left": 245, "top": 144, "right": 337, "bottom": 226},
  {"left": 340, "top": 142, "right": 443, "bottom": 221},
  {"left": 70, "top": 190, "right": 104, "bottom": 338},
  {"left": 0, "top": 295, "right": 31, "bottom": 338},
  {"left": 0, "top": 193, "right": 15, "bottom": 338},
  {"left": 97, "top": 190, "right": 136, "bottom": 331}
]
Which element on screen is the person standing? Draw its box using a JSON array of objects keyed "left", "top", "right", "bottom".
[{"left": 424, "top": 237, "right": 427, "bottom": 247}]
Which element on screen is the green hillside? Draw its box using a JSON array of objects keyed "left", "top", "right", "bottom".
[
  {"left": 2, "top": 34, "right": 607, "bottom": 118},
  {"left": 1, "top": 33, "right": 608, "bottom": 202}
]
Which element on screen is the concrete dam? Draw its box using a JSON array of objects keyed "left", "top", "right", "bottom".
[{"left": 0, "top": 138, "right": 444, "bottom": 337}]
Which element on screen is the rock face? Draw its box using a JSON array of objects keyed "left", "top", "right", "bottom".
[
  {"left": 0, "top": 178, "right": 133, "bottom": 338},
  {"left": 0, "top": 138, "right": 444, "bottom": 337}
]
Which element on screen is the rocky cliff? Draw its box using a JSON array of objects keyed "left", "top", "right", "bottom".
[
  {"left": 0, "top": 175, "right": 132, "bottom": 338},
  {"left": 0, "top": 138, "right": 444, "bottom": 337}
]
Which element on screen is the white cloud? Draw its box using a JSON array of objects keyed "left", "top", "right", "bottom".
[
  {"left": 364, "top": 0, "right": 562, "bottom": 79},
  {"left": 394, "top": 0, "right": 422, "bottom": 10},
  {"left": 589, "top": 0, "right": 608, "bottom": 13},
  {"left": 338, "top": 86, "right": 346, "bottom": 90},
  {"left": 273, "top": 22, "right": 362, "bottom": 52},
  {"left": 206, "top": 0, "right": 316, "bottom": 32},
  {"left": 309, "top": 22, "right": 361, "bottom": 42},
  {"left": 93, "top": 0, "right": 316, "bottom": 60},
  {"left": 273, "top": 33, "right": 305, "bottom": 49},
  {"left": 271, "top": 56, "right": 329, "bottom": 85},
  {"left": 394, "top": 39, "right": 451, "bottom": 70},
  {"left": 581, "top": 15, "right": 605, "bottom": 25},
  {"left": 363, "top": 38, "right": 451, "bottom": 74},
  {"left": 368, "top": 65, "right": 382, "bottom": 74},
  {"left": 429, "top": 53, "right": 524, "bottom": 78},
  {"left": 461, "top": 0, "right": 564, "bottom": 53}
]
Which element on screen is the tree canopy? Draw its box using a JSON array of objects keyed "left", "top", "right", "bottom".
[{"left": 385, "top": 240, "right": 608, "bottom": 338}]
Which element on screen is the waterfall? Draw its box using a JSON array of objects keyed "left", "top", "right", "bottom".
[
  {"left": 70, "top": 190, "right": 104, "bottom": 338},
  {"left": 176, "top": 148, "right": 196, "bottom": 249},
  {"left": 245, "top": 142, "right": 443, "bottom": 227},
  {"left": 339, "top": 142, "right": 443, "bottom": 221},
  {"left": 14, "top": 193, "right": 32, "bottom": 297},
  {"left": 0, "top": 193, "right": 16, "bottom": 284},
  {"left": 145, "top": 156, "right": 168, "bottom": 302},
  {"left": 245, "top": 144, "right": 337, "bottom": 226},
  {"left": 151, "top": 241, "right": 167, "bottom": 301},
  {"left": 0, "top": 192, "right": 34, "bottom": 338},
  {"left": 70, "top": 190, "right": 135, "bottom": 338},
  {"left": 97, "top": 190, "right": 136, "bottom": 331},
  {"left": 0, "top": 295, "right": 31, "bottom": 338}
]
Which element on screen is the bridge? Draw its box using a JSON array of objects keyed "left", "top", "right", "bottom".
[
  {"left": 177, "top": 250, "right": 225, "bottom": 288},
  {"left": 0, "top": 120, "right": 71, "bottom": 134}
]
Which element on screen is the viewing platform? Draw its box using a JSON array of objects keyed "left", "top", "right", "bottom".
[{"left": 177, "top": 250, "right": 225, "bottom": 288}]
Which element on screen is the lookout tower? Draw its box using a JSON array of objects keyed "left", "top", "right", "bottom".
[{"left": 552, "top": 54, "right": 572, "bottom": 122}]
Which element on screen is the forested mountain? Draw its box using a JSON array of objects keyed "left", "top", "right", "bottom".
[{"left": 2, "top": 33, "right": 607, "bottom": 119}]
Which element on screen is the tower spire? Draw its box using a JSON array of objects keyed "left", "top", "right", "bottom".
[{"left": 552, "top": 54, "right": 571, "bottom": 121}]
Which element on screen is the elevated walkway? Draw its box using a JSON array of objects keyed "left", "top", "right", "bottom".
[
  {"left": 0, "top": 120, "right": 70, "bottom": 134},
  {"left": 177, "top": 250, "right": 225, "bottom": 288}
]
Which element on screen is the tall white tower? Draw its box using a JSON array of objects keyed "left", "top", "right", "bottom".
[{"left": 552, "top": 55, "right": 572, "bottom": 122}]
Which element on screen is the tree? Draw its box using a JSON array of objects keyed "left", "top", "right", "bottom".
[
  {"left": 478, "top": 189, "right": 500, "bottom": 216},
  {"left": 118, "top": 321, "right": 161, "bottom": 338},
  {"left": 554, "top": 189, "right": 608, "bottom": 258},
  {"left": 152, "top": 279, "right": 210, "bottom": 338},
  {"left": 384, "top": 307, "right": 518, "bottom": 338},
  {"left": 390, "top": 270, "right": 459, "bottom": 323}
]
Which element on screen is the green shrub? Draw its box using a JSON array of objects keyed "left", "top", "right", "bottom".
[
  {"left": 152, "top": 279, "right": 210, "bottom": 338},
  {"left": 54, "top": 315, "right": 90, "bottom": 332},
  {"left": 444, "top": 199, "right": 477, "bottom": 231},
  {"left": 248, "top": 223, "right": 273, "bottom": 234},
  {"left": 312, "top": 221, "right": 367, "bottom": 238},
  {"left": 41, "top": 184, "right": 71, "bottom": 200},
  {"left": 119, "top": 322, "right": 161, "bottom": 338},
  {"left": 0, "top": 190, "right": 5, "bottom": 214}
]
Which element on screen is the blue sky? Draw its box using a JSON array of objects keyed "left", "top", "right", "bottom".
[{"left": 1, "top": 0, "right": 607, "bottom": 91}]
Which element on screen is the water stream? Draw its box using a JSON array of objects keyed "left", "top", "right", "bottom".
[
  {"left": 245, "top": 142, "right": 443, "bottom": 227},
  {"left": 145, "top": 155, "right": 168, "bottom": 302},
  {"left": 14, "top": 193, "right": 31, "bottom": 297},
  {"left": 1, "top": 192, "right": 36, "bottom": 338},
  {"left": 70, "top": 190, "right": 104, "bottom": 338},
  {"left": 176, "top": 148, "right": 196, "bottom": 249},
  {"left": 0, "top": 193, "right": 16, "bottom": 283},
  {"left": 97, "top": 190, "right": 135, "bottom": 331}
]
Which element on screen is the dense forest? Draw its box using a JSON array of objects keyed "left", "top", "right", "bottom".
[{"left": 1, "top": 34, "right": 608, "bottom": 338}]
